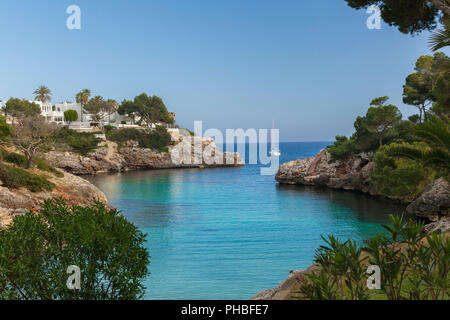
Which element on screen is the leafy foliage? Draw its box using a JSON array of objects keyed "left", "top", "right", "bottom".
[
  {"left": 63, "top": 110, "right": 78, "bottom": 123},
  {"left": 0, "top": 115, "right": 10, "bottom": 139},
  {"left": 0, "top": 199, "right": 150, "bottom": 300},
  {"left": 75, "top": 89, "right": 91, "bottom": 122},
  {"left": 386, "top": 116, "right": 450, "bottom": 180},
  {"left": 403, "top": 53, "right": 450, "bottom": 122},
  {"left": 33, "top": 85, "right": 52, "bottom": 103},
  {"left": 370, "top": 142, "right": 435, "bottom": 200},
  {"left": 328, "top": 135, "right": 357, "bottom": 161},
  {"left": 107, "top": 127, "right": 172, "bottom": 150},
  {"left": 0, "top": 148, "right": 63, "bottom": 178},
  {"left": 55, "top": 127, "right": 101, "bottom": 156},
  {"left": 118, "top": 93, "right": 174, "bottom": 128},
  {"left": 429, "top": 17, "right": 450, "bottom": 51},
  {"left": 328, "top": 97, "right": 403, "bottom": 161},
  {"left": 4, "top": 115, "right": 59, "bottom": 169},
  {"left": 299, "top": 215, "right": 450, "bottom": 300},
  {"left": 0, "top": 163, "right": 54, "bottom": 192},
  {"left": 4, "top": 98, "right": 41, "bottom": 117},
  {"left": 344, "top": 0, "right": 441, "bottom": 35}
]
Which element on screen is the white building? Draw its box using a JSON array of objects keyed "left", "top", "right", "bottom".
[
  {"left": 30, "top": 101, "right": 65, "bottom": 124},
  {"left": 3, "top": 98, "right": 172, "bottom": 131}
]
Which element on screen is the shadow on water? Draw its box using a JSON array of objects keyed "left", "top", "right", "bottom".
[{"left": 276, "top": 183, "right": 407, "bottom": 222}]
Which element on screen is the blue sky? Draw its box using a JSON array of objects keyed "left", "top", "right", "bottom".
[{"left": 0, "top": 0, "right": 448, "bottom": 141}]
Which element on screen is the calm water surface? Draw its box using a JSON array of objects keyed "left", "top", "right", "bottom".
[{"left": 86, "top": 142, "right": 405, "bottom": 299}]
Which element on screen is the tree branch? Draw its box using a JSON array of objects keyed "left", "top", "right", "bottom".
[{"left": 426, "top": 0, "right": 450, "bottom": 16}]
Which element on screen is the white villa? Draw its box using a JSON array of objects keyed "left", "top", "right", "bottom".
[{"left": 0, "top": 99, "right": 176, "bottom": 131}]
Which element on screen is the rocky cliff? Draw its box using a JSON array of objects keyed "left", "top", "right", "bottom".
[
  {"left": 45, "top": 134, "right": 244, "bottom": 175},
  {"left": 0, "top": 168, "right": 108, "bottom": 228},
  {"left": 276, "top": 149, "right": 377, "bottom": 194},
  {"left": 276, "top": 148, "right": 450, "bottom": 223}
]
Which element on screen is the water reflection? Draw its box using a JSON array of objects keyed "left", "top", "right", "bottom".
[{"left": 276, "top": 184, "right": 406, "bottom": 223}]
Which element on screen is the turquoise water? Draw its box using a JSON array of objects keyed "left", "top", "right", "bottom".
[{"left": 86, "top": 142, "right": 404, "bottom": 300}]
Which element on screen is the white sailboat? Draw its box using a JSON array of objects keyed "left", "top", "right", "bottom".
[{"left": 270, "top": 120, "right": 281, "bottom": 157}]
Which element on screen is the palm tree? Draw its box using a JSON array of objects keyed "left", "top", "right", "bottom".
[
  {"left": 386, "top": 116, "right": 450, "bottom": 179},
  {"left": 429, "top": 18, "right": 450, "bottom": 52},
  {"left": 33, "top": 85, "right": 52, "bottom": 103},
  {"left": 106, "top": 99, "right": 119, "bottom": 125},
  {"left": 75, "top": 89, "right": 91, "bottom": 123}
]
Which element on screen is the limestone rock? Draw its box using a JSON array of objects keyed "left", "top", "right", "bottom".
[
  {"left": 276, "top": 149, "right": 376, "bottom": 194},
  {"left": 0, "top": 169, "right": 108, "bottom": 229},
  {"left": 422, "top": 217, "right": 450, "bottom": 234},
  {"left": 406, "top": 178, "right": 450, "bottom": 221},
  {"left": 45, "top": 135, "right": 244, "bottom": 175},
  {"left": 250, "top": 264, "right": 319, "bottom": 300}
]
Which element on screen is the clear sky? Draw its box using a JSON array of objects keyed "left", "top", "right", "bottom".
[{"left": 0, "top": 0, "right": 448, "bottom": 141}]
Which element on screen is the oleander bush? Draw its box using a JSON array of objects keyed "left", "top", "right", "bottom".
[
  {"left": 0, "top": 199, "right": 149, "bottom": 300},
  {"left": 107, "top": 127, "right": 171, "bottom": 150},
  {"left": 0, "top": 163, "right": 54, "bottom": 192},
  {"left": 298, "top": 215, "right": 450, "bottom": 300}
]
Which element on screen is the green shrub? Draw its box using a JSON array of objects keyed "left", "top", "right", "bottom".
[
  {"left": 0, "top": 114, "right": 11, "bottom": 139},
  {"left": 63, "top": 110, "right": 78, "bottom": 123},
  {"left": 55, "top": 127, "right": 100, "bottom": 155},
  {"left": 3, "top": 152, "right": 27, "bottom": 168},
  {"left": 328, "top": 135, "right": 356, "bottom": 162},
  {"left": 103, "top": 125, "right": 116, "bottom": 132},
  {"left": 0, "top": 149, "right": 63, "bottom": 178},
  {"left": 299, "top": 215, "right": 450, "bottom": 300},
  {"left": 0, "top": 163, "right": 54, "bottom": 192},
  {"left": 33, "top": 158, "right": 64, "bottom": 178},
  {"left": 107, "top": 127, "right": 171, "bottom": 150},
  {"left": 158, "top": 146, "right": 169, "bottom": 153},
  {"left": 0, "top": 199, "right": 149, "bottom": 300},
  {"left": 370, "top": 142, "right": 435, "bottom": 201}
]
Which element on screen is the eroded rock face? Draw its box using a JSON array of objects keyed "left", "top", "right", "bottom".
[
  {"left": 45, "top": 135, "right": 244, "bottom": 175},
  {"left": 422, "top": 217, "right": 450, "bottom": 234},
  {"left": 0, "top": 170, "right": 108, "bottom": 228},
  {"left": 407, "top": 178, "right": 450, "bottom": 221},
  {"left": 276, "top": 149, "right": 377, "bottom": 195},
  {"left": 276, "top": 149, "right": 450, "bottom": 221},
  {"left": 250, "top": 264, "right": 319, "bottom": 300}
]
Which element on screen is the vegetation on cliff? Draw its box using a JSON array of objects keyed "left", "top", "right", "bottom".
[
  {"left": 0, "top": 116, "right": 59, "bottom": 193},
  {"left": 0, "top": 199, "right": 149, "bottom": 300},
  {"left": 106, "top": 126, "right": 172, "bottom": 151},
  {"left": 327, "top": 52, "right": 450, "bottom": 201},
  {"left": 55, "top": 127, "right": 101, "bottom": 156}
]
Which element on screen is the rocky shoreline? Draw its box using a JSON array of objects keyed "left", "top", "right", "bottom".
[
  {"left": 276, "top": 148, "right": 450, "bottom": 222},
  {"left": 45, "top": 133, "right": 244, "bottom": 175},
  {"left": 0, "top": 169, "right": 108, "bottom": 228},
  {"left": 251, "top": 148, "right": 450, "bottom": 300},
  {"left": 1, "top": 133, "right": 244, "bottom": 228}
]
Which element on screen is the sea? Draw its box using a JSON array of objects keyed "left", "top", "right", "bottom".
[{"left": 86, "top": 142, "right": 405, "bottom": 299}]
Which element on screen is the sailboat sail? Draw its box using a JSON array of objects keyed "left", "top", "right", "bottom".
[{"left": 270, "top": 121, "right": 281, "bottom": 156}]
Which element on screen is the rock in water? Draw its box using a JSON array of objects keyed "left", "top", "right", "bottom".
[{"left": 275, "top": 149, "right": 376, "bottom": 195}]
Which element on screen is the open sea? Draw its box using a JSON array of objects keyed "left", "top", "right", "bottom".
[{"left": 86, "top": 142, "right": 405, "bottom": 299}]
